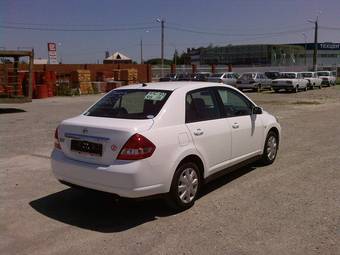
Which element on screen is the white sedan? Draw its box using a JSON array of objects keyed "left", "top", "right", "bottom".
[
  {"left": 271, "top": 72, "right": 308, "bottom": 93},
  {"left": 51, "top": 82, "right": 281, "bottom": 210}
]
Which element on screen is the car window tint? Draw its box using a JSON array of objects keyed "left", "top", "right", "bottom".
[
  {"left": 217, "top": 88, "right": 252, "bottom": 117},
  {"left": 186, "top": 89, "right": 220, "bottom": 123},
  {"left": 85, "top": 89, "right": 171, "bottom": 119}
]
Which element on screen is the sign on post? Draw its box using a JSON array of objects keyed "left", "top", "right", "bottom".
[{"left": 48, "top": 42, "right": 58, "bottom": 64}]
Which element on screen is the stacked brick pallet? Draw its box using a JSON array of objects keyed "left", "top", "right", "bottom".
[
  {"left": 113, "top": 69, "right": 138, "bottom": 85},
  {"left": 70, "top": 70, "right": 93, "bottom": 94}
]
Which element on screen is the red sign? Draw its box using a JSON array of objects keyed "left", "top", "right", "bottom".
[{"left": 47, "top": 42, "right": 58, "bottom": 64}]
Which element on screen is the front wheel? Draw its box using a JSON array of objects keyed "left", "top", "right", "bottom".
[
  {"left": 260, "top": 131, "right": 279, "bottom": 165},
  {"left": 166, "top": 162, "right": 201, "bottom": 211}
]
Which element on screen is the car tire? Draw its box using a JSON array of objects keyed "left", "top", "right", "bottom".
[
  {"left": 274, "top": 89, "right": 279, "bottom": 93},
  {"left": 319, "top": 85, "right": 322, "bottom": 89},
  {"left": 166, "top": 162, "right": 201, "bottom": 211},
  {"left": 304, "top": 86, "right": 308, "bottom": 92},
  {"left": 294, "top": 86, "right": 299, "bottom": 93},
  {"left": 257, "top": 84, "right": 262, "bottom": 93},
  {"left": 260, "top": 131, "right": 279, "bottom": 165}
]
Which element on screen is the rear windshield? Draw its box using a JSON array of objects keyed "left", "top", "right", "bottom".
[
  {"left": 317, "top": 71, "right": 330, "bottom": 76},
  {"left": 239, "top": 73, "right": 255, "bottom": 80},
  {"left": 280, "top": 73, "right": 297, "bottom": 79},
  {"left": 84, "top": 89, "right": 172, "bottom": 119},
  {"left": 210, "top": 73, "right": 223, "bottom": 78},
  {"left": 301, "top": 73, "right": 313, "bottom": 78}
]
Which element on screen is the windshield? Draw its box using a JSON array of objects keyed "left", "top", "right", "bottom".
[
  {"left": 301, "top": 73, "right": 313, "bottom": 78},
  {"left": 85, "top": 89, "right": 172, "bottom": 119},
  {"left": 210, "top": 73, "right": 223, "bottom": 78},
  {"left": 239, "top": 73, "right": 255, "bottom": 80},
  {"left": 317, "top": 72, "right": 330, "bottom": 76},
  {"left": 280, "top": 73, "right": 297, "bottom": 79}
]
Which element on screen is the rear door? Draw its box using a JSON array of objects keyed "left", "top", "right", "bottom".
[
  {"left": 214, "top": 87, "right": 264, "bottom": 160},
  {"left": 185, "top": 88, "right": 231, "bottom": 174}
]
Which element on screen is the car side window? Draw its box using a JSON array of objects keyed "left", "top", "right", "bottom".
[
  {"left": 186, "top": 89, "right": 220, "bottom": 123},
  {"left": 216, "top": 88, "right": 252, "bottom": 117}
]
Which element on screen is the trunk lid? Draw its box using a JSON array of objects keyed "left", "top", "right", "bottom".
[{"left": 58, "top": 115, "right": 154, "bottom": 165}]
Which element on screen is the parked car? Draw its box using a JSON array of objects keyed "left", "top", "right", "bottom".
[
  {"left": 271, "top": 72, "right": 308, "bottom": 93},
  {"left": 51, "top": 82, "right": 281, "bottom": 210},
  {"left": 265, "top": 71, "right": 280, "bottom": 80},
  {"left": 235, "top": 72, "right": 272, "bottom": 92},
  {"left": 177, "top": 73, "right": 192, "bottom": 81},
  {"left": 207, "top": 72, "right": 238, "bottom": 86},
  {"left": 300, "top": 72, "right": 322, "bottom": 89},
  {"left": 191, "top": 72, "right": 211, "bottom": 81},
  {"left": 316, "top": 71, "right": 336, "bottom": 86},
  {"left": 159, "top": 73, "right": 177, "bottom": 82}
]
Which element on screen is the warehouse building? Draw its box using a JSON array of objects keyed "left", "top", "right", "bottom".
[{"left": 188, "top": 42, "right": 340, "bottom": 68}]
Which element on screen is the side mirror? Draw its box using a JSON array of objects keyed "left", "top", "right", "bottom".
[{"left": 252, "top": 106, "right": 263, "bottom": 115}]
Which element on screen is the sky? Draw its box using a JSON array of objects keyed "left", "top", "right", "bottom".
[{"left": 0, "top": 0, "right": 339, "bottom": 63}]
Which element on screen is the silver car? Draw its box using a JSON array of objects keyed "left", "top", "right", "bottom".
[
  {"left": 236, "top": 72, "right": 272, "bottom": 92},
  {"left": 207, "top": 72, "right": 238, "bottom": 86}
]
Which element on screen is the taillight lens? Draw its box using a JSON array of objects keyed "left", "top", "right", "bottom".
[
  {"left": 54, "top": 127, "right": 61, "bottom": 149},
  {"left": 117, "top": 134, "right": 155, "bottom": 160}
]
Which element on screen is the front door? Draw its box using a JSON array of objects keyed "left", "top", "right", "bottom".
[{"left": 214, "top": 87, "right": 264, "bottom": 160}]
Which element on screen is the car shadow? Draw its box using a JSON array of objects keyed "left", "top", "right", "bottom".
[
  {"left": 0, "top": 108, "right": 26, "bottom": 114},
  {"left": 30, "top": 163, "right": 258, "bottom": 233}
]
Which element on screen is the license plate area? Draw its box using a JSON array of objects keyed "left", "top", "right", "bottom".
[{"left": 71, "top": 139, "right": 103, "bottom": 156}]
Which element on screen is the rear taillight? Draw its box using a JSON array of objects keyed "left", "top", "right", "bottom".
[
  {"left": 117, "top": 134, "right": 155, "bottom": 160},
  {"left": 54, "top": 127, "right": 61, "bottom": 149}
]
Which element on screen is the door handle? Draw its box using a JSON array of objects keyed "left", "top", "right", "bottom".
[
  {"left": 232, "top": 123, "right": 239, "bottom": 129},
  {"left": 193, "top": 129, "right": 204, "bottom": 136}
]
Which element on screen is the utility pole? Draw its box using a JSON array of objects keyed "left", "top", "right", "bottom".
[
  {"left": 140, "top": 38, "right": 143, "bottom": 64},
  {"left": 313, "top": 19, "right": 318, "bottom": 71},
  {"left": 157, "top": 18, "right": 165, "bottom": 77},
  {"left": 161, "top": 19, "right": 164, "bottom": 77},
  {"left": 308, "top": 17, "right": 318, "bottom": 71}
]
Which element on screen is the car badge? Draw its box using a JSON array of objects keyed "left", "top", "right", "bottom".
[
  {"left": 82, "top": 128, "right": 88, "bottom": 134},
  {"left": 111, "top": 145, "right": 117, "bottom": 151}
]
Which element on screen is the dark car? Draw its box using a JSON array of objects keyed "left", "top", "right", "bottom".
[
  {"left": 191, "top": 72, "right": 211, "bottom": 81},
  {"left": 265, "top": 72, "right": 280, "bottom": 80},
  {"left": 177, "top": 73, "right": 192, "bottom": 81},
  {"left": 159, "top": 73, "right": 178, "bottom": 82}
]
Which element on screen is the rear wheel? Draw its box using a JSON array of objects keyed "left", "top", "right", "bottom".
[
  {"left": 294, "top": 86, "right": 299, "bottom": 93},
  {"left": 260, "top": 131, "right": 279, "bottom": 165},
  {"left": 257, "top": 84, "right": 262, "bottom": 93},
  {"left": 166, "top": 162, "right": 201, "bottom": 211}
]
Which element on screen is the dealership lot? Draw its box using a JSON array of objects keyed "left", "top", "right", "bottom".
[{"left": 1, "top": 87, "right": 339, "bottom": 254}]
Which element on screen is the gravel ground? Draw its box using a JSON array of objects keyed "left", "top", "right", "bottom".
[{"left": 1, "top": 86, "right": 339, "bottom": 255}]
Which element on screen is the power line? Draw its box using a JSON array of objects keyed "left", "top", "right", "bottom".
[
  {"left": 3, "top": 21, "right": 156, "bottom": 27},
  {"left": 165, "top": 25, "right": 313, "bottom": 37},
  {"left": 319, "top": 26, "right": 340, "bottom": 30},
  {"left": 0, "top": 25, "right": 158, "bottom": 32}
]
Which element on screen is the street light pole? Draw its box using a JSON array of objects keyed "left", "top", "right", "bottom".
[
  {"left": 302, "top": 33, "right": 307, "bottom": 66},
  {"left": 140, "top": 38, "right": 143, "bottom": 64}
]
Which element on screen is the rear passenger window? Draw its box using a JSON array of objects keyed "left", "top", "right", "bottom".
[
  {"left": 186, "top": 89, "right": 220, "bottom": 123},
  {"left": 216, "top": 88, "right": 252, "bottom": 117}
]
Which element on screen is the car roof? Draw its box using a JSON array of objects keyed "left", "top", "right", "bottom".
[{"left": 115, "top": 81, "right": 236, "bottom": 92}]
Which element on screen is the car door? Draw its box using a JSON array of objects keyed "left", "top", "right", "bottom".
[
  {"left": 185, "top": 88, "right": 232, "bottom": 175},
  {"left": 215, "top": 87, "right": 264, "bottom": 161}
]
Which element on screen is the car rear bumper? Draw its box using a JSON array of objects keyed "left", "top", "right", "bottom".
[
  {"left": 51, "top": 149, "right": 166, "bottom": 198},
  {"left": 271, "top": 84, "right": 294, "bottom": 90}
]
